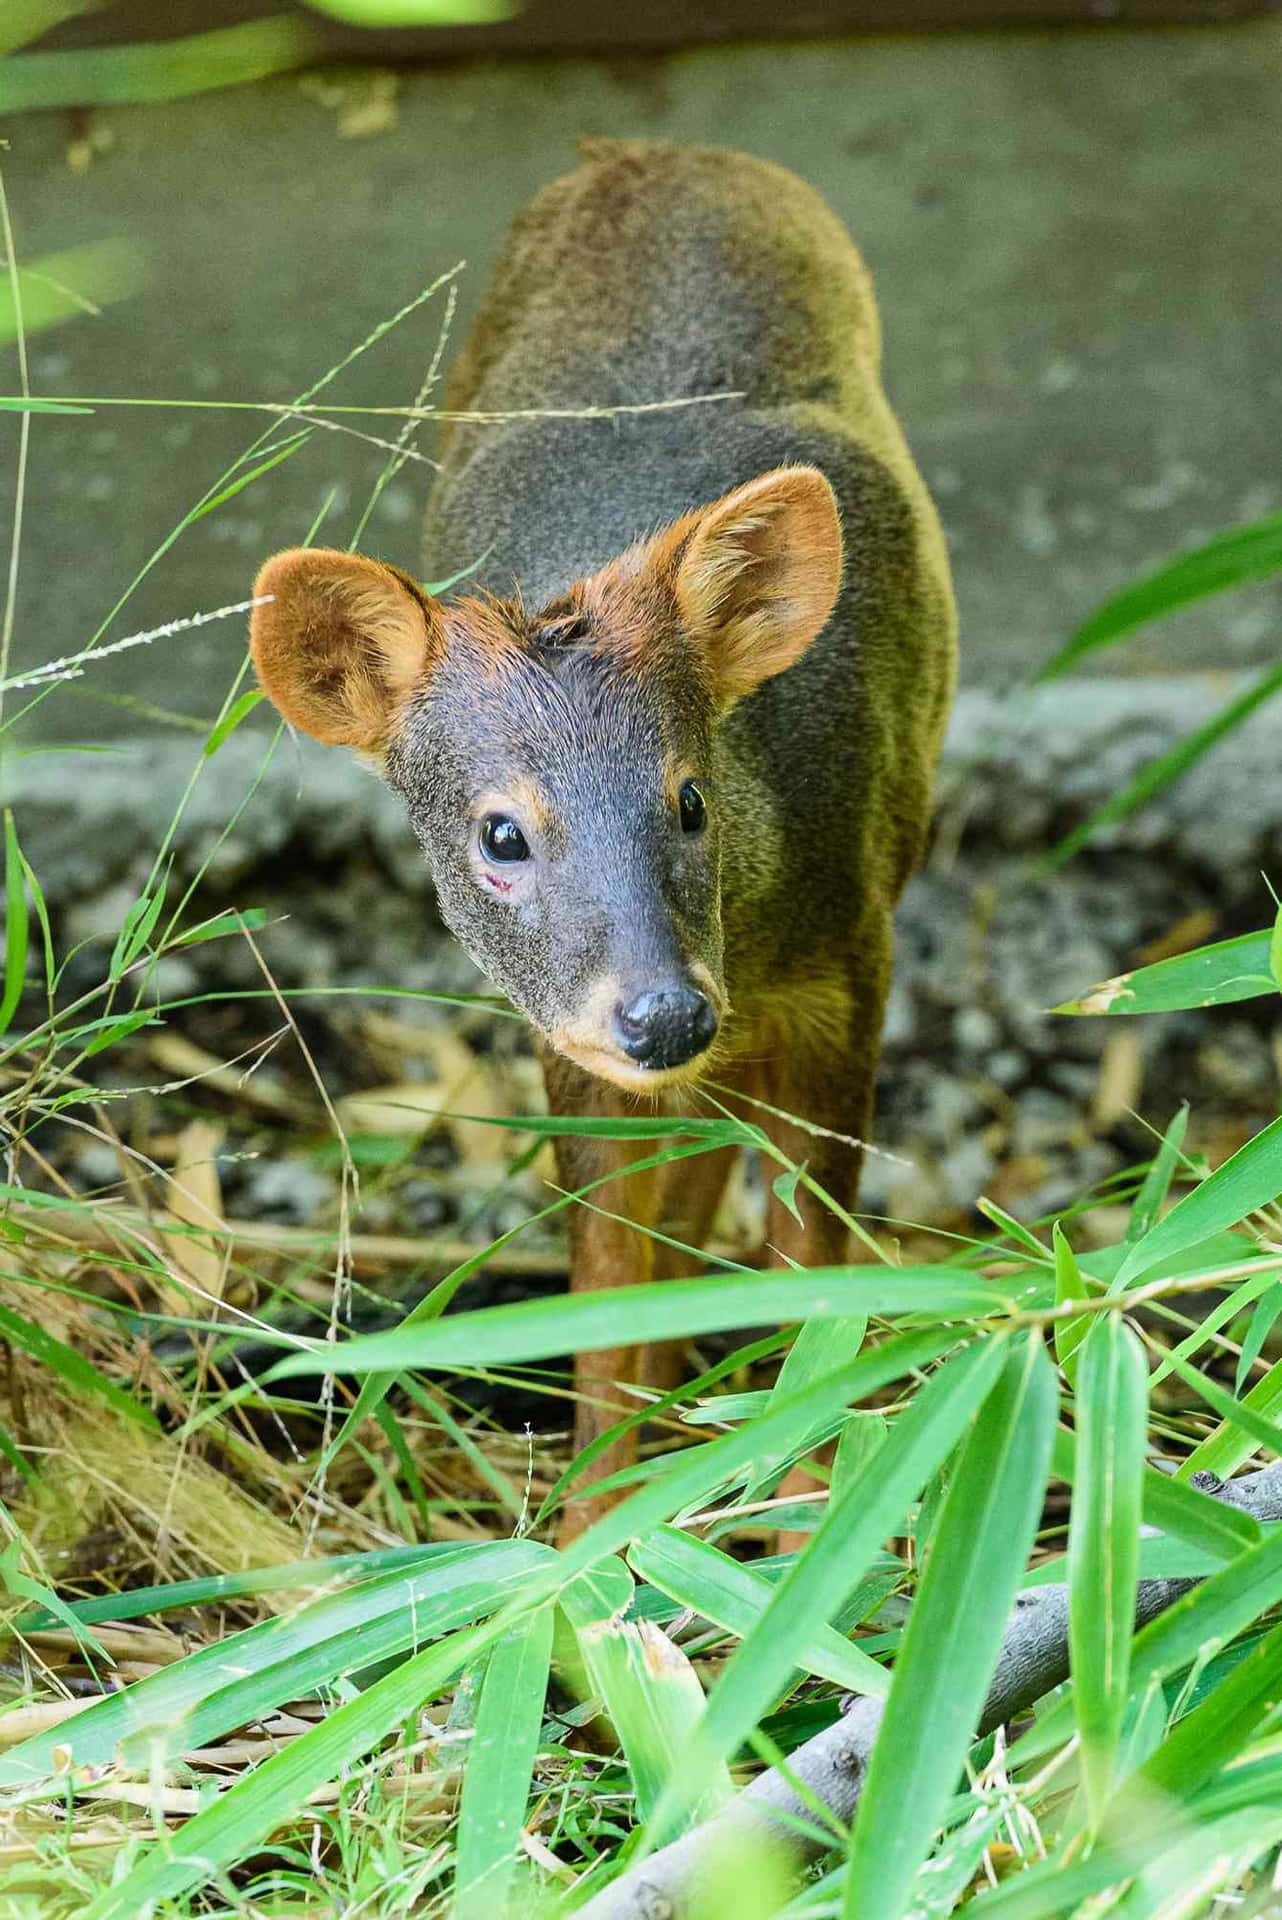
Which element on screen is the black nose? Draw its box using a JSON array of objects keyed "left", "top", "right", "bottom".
[{"left": 615, "top": 984, "right": 719, "bottom": 1070}]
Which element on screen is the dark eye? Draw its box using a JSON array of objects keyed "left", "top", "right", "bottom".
[
  {"left": 479, "top": 813, "right": 530, "bottom": 863},
  {"left": 678, "top": 779, "right": 707, "bottom": 835}
]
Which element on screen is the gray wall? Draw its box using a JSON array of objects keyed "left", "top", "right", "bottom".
[{"left": 1, "top": 24, "right": 1279, "bottom": 750}]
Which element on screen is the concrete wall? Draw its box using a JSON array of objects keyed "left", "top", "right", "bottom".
[{"left": 1, "top": 23, "right": 1279, "bottom": 751}]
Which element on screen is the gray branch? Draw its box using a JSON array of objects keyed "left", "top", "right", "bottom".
[{"left": 577, "top": 1462, "right": 1282, "bottom": 1920}]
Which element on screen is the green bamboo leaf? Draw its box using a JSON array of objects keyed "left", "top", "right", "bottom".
[
  {"left": 1236, "top": 1282, "right": 1282, "bottom": 1395},
  {"left": 454, "top": 1605, "right": 554, "bottom": 1920},
  {"left": 1038, "top": 510, "right": 1282, "bottom": 680},
  {"left": 647, "top": 1338, "right": 1009, "bottom": 1846},
  {"left": 628, "top": 1527, "right": 889, "bottom": 1699},
  {"left": 1051, "top": 1428, "right": 1259, "bottom": 1563},
  {"left": 578, "top": 1612, "right": 732, "bottom": 1832},
  {"left": 1149, "top": 1269, "right": 1276, "bottom": 1387},
  {"left": 972, "top": 1806, "right": 1282, "bottom": 1919},
  {"left": 842, "top": 1334, "right": 1057, "bottom": 1920},
  {"left": 1052, "top": 1223, "right": 1090, "bottom": 1386},
  {"left": 303, "top": 0, "right": 515, "bottom": 22},
  {"left": 81, "top": 1611, "right": 503, "bottom": 1920},
  {"left": 1115, "top": 1113, "right": 1282, "bottom": 1288},
  {"left": 747, "top": 1308, "right": 868, "bottom": 1500},
  {"left": 1170, "top": 1348, "right": 1282, "bottom": 1481},
  {"left": 269, "top": 1267, "right": 1016, "bottom": 1381},
  {"left": 0, "top": 810, "right": 28, "bottom": 1036},
  {"left": 1272, "top": 897, "right": 1282, "bottom": 991},
  {"left": 1012, "top": 1507, "right": 1282, "bottom": 1771},
  {"left": 1054, "top": 932, "right": 1276, "bottom": 1018},
  {"left": 1067, "top": 1317, "right": 1148, "bottom": 1826},
  {"left": 831, "top": 1411, "right": 887, "bottom": 1498},
  {"left": 1134, "top": 1615, "right": 1282, "bottom": 1807},
  {"left": 1125, "top": 1104, "right": 1189, "bottom": 1243},
  {"left": 0, "top": 1539, "right": 550, "bottom": 1788},
  {"left": 0, "top": 18, "right": 327, "bottom": 113}
]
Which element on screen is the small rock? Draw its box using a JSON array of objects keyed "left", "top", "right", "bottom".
[
  {"left": 938, "top": 1136, "right": 996, "bottom": 1210},
  {"left": 242, "top": 1157, "right": 335, "bottom": 1224},
  {"left": 953, "top": 1006, "right": 1001, "bottom": 1056},
  {"left": 987, "top": 1049, "right": 1028, "bottom": 1089},
  {"left": 1010, "top": 1088, "right": 1082, "bottom": 1157}
]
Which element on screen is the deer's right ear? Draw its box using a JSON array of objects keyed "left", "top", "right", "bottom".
[{"left": 249, "top": 549, "right": 439, "bottom": 752}]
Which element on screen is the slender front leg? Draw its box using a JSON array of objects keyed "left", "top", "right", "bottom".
[{"left": 542, "top": 1051, "right": 659, "bottom": 1543}]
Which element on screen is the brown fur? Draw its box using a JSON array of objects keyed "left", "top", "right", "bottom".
[{"left": 248, "top": 141, "right": 958, "bottom": 1544}]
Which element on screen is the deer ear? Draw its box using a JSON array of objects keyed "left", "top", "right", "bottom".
[
  {"left": 674, "top": 467, "right": 843, "bottom": 702},
  {"left": 249, "top": 549, "right": 438, "bottom": 751}
]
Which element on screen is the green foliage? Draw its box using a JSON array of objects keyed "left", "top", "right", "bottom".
[{"left": 1035, "top": 510, "right": 1282, "bottom": 860}]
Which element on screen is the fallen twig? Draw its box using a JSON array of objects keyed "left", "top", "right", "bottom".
[{"left": 576, "top": 1460, "right": 1282, "bottom": 1920}]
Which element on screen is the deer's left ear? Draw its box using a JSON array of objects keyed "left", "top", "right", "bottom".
[{"left": 674, "top": 467, "right": 843, "bottom": 702}]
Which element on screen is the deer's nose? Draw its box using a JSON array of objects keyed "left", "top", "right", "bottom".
[{"left": 615, "top": 984, "right": 718, "bottom": 1070}]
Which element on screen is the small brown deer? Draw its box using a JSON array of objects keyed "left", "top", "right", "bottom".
[{"left": 249, "top": 140, "right": 956, "bottom": 1539}]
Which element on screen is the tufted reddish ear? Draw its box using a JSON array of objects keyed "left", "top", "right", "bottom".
[
  {"left": 674, "top": 467, "right": 843, "bottom": 702},
  {"left": 249, "top": 549, "right": 439, "bottom": 751}
]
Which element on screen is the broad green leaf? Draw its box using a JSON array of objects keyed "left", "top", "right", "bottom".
[
  {"left": 1236, "top": 1281, "right": 1282, "bottom": 1395},
  {"left": 304, "top": 0, "right": 514, "bottom": 23},
  {"left": 747, "top": 1308, "right": 868, "bottom": 1498},
  {"left": 971, "top": 1805, "right": 1282, "bottom": 1919},
  {"left": 1272, "top": 896, "right": 1282, "bottom": 991},
  {"left": 0, "top": 1539, "right": 549, "bottom": 1788},
  {"left": 15, "top": 1542, "right": 459, "bottom": 1630},
  {"left": 1067, "top": 1317, "right": 1147, "bottom": 1826},
  {"left": 628, "top": 1527, "right": 889, "bottom": 1698},
  {"left": 0, "top": 396, "right": 93, "bottom": 413},
  {"left": 81, "top": 1610, "right": 502, "bottom": 1920},
  {"left": 548, "top": 1327, "right": 964, "bottom": 1591},
  {"left": 842, "top": 1335, "right": 1057, "bottom": 1920},
  {"left": 0, "top": 1, "right": 98, "bottom": 59},
  {"left": 1039, "top": 509, "right": 1282, "bottom": 680},
  {"left": 1148, "top": 1270, "right": 1276, "bottom": 1387},
  {"left": 0, "top": 18, "right": 326, "bottom": 113},
  {"left": 1134, "top": 1615, "right": 1282, "bottom": 1806},
  {"left": 648, "top": 1338, "right": 1008, "bottom": 1847},
  {"left": 1051, "top": 1428, "right": 1260, "bottom": 1563},
  {"left": 0, "top": 810, "right": 28, "bottom": 1036},
  {"left": 1052, "top": 1223, "right": 1090, "bottom": 1386},
  {"left": 1115, "top": 1113, "right": 1282, "bottom": 1288},
  {"left": 1173, "top": 1348, "right": 1282, "bottom": 1481},
  {"left": 454, "top": 1606, "right": 554, "bottom": 1920},
  {"left": 1012, "top": 1496, "right": 1282, "bottom": 1770},
  {"left": 0, "top": 238, "right": 146, "bottom": 343},
  {"left": 831, "top": 1411, "right": 887, "bottom": 1498},
  {"left": 577, "top": 1612, "right": 731, "bottom": 1832},
  {"left": 1054, "top": 931, "right": 1276, "bottom": 1017},
  {"left": 0, "top": 1538, "right": 109, "bottom": 1664},
  {"left": 269, "top": 1267, "right": 1017, "bottom": 1380}
]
